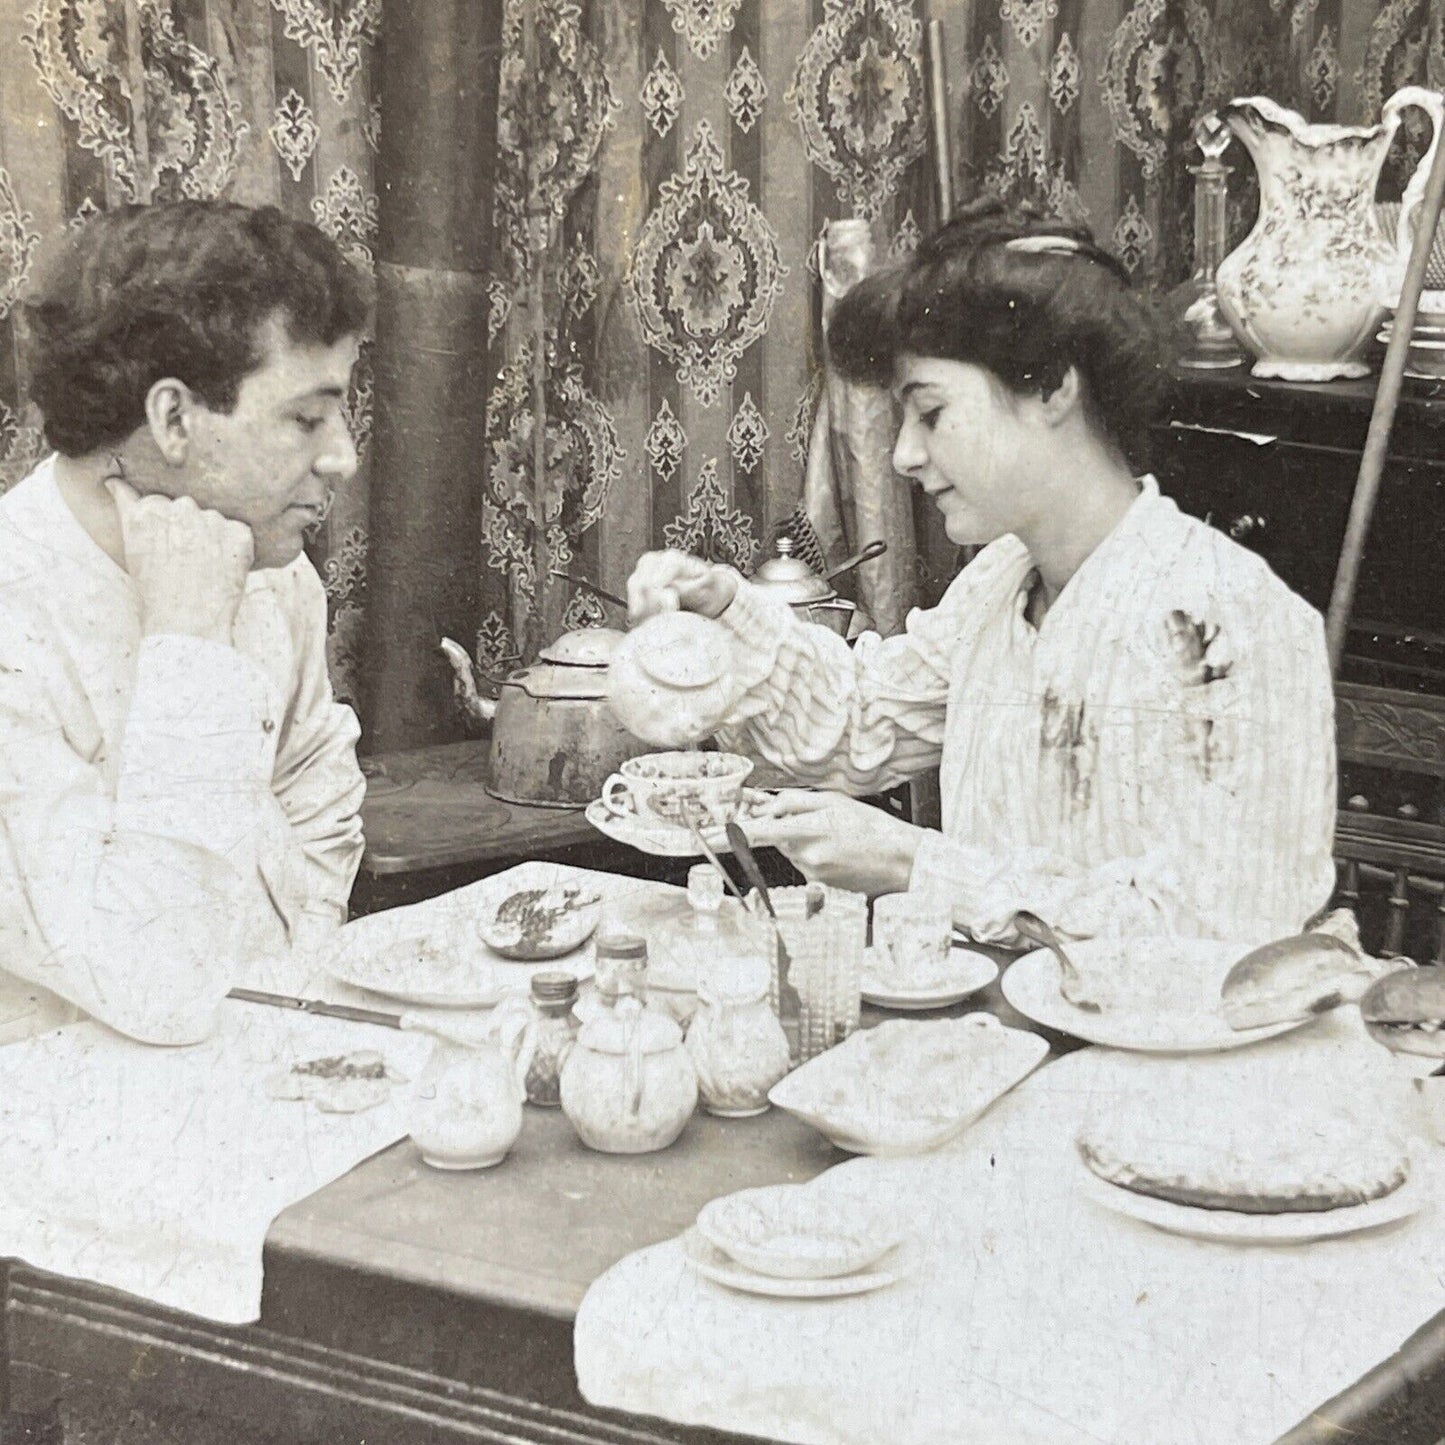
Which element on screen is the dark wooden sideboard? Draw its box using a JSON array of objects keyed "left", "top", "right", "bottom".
[
  {"left": 1155, "top": 367, "right": 1445, "bottom": 692},
  {"left": 1156, "top": 367, "right": 1445, "bottom": 957}
]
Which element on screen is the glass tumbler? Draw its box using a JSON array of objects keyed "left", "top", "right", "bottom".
[{"left": 760, "top": 885, "right": 866, "bottom": 1061}]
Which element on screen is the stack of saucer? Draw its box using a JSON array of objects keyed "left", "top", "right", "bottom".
[{"left": 1379, "top": 291, "right": 1445, "bottom": 380}]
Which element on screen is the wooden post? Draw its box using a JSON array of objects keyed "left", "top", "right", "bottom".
[
  {"left": 1325, "top": 127, "right": 1445, "bottom": 676},
  {"left": 362, "top": 0, "right": 504, "bottom": 749}
]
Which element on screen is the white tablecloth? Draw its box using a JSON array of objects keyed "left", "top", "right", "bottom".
[
  {"left": 0, "top": 864, "right": 685, "bottom": 1325},
  {"left": 575, "top": 1011, "right": 1445, "bottom": 1445},
  {"left": 0, "top": 1005, "right": 432, "bottom": 1323}
]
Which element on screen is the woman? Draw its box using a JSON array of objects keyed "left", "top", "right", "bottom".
[{"left": 626, "top": 199, "right": 1336, "bottom": 944}]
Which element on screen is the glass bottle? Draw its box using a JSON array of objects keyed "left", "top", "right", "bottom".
[
  {"left": 651, "top": 864, "right": 766, "bottom": 1027},
  {"left": 593, "top": 932, "right": 648, "bottom": 1011},
  {"left": 523, "top": 971, "right": 580, "bottom": 1107},
  {"left": 1168, "top": 112, "right": 1247, "bottom": 370}
]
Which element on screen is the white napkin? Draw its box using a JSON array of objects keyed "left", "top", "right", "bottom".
[{"left": 0, "top": 1005, "right": 430, "bottom": 1323}]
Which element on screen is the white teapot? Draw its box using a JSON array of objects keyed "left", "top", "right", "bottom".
[
  {"left": 605, "top": 611, "right": 735, "bottom": 748},
  {"left": 406, "top": 1003, "right": 533, "bottom": 1170},
  {"left": 560, "top": 996, "right": 698, "bottom": 1153}
]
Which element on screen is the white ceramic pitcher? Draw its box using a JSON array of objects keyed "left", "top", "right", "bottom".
[
  {"left": 406, "top": 1003, "right": 533, "bottom": 1170},
  {"left": 1215, "top": 87, "right": 1445, "bottom": 379}
]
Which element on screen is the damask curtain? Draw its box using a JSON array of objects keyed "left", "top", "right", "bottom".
[{"left": 1, "top": 0, "right": 1442, "bottom": 728}]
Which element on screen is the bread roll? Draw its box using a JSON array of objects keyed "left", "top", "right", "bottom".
[
  {"left": 1219, "top": 932, "right": 1368, "bottom": 1030},
  {"left": 1361, "top": 967, "right": 1445, "bottom": 1057}
]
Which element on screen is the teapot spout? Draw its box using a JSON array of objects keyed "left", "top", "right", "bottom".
[{"left": 440, "top": 637, "right": 497, "bottom": 730}]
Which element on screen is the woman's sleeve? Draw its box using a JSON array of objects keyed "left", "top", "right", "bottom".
[
  {"left": 910, "top": 578, "right": 1337, "bottom": 944},
  {"left": 711, "top": 570, "right": 975, "bottom": 794}
]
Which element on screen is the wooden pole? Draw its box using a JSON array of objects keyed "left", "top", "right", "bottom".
[
  {"left": 1325, "top": 130, "right": 1445, "bottom": 675},
  {"left": 923, "top": 19, "right": 953, "bottom": 222},
  {"left": 363, "top": 0, "right": 503, "bottom": 748},
  {"left": 123, "top": 0, "right": 153, "bottom": 202}
]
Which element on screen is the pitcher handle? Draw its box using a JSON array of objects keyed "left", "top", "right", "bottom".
[
  {"left": 495, "top": 997, "right": 535, "bottom": 1094},
  {"left": 1386, "top": 86, "right": 1445, "bottom": 280}
]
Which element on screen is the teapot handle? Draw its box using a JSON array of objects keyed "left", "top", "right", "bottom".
[
  {"left": 1386, "top": 86, "right": 1445, "bottom": 281},
  {"left": 620, "top": 998, "right": 645, "bottom": 1117}
]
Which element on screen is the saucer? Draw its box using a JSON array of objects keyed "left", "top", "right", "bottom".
[
  {"left": 860, "top": 944, "right": 998, "bottom": 1010},
  {"left": 585, "top": 789, "right": 773, "bottom": 859},
  {"left": 681, "top": 1227, "right": 911, "bottom": 1298}
]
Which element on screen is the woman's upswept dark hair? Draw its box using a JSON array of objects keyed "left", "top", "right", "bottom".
[
  {"left": 24, "top": 201, "right": 373, "bottom": 457},
  {"left": 827, "top": 197, "right": 1166, "bottom": 468}
]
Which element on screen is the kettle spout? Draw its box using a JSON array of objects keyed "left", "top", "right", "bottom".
[{"left": 440, "top": 637, "right": 497, "bottom": 731}]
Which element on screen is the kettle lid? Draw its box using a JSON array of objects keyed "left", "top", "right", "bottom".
[
  {"left": 752, "top": 537, "right": 835, "bottom": 603},
  {"left": 539, "top": 627, "right": 626, "bottom": 667}
]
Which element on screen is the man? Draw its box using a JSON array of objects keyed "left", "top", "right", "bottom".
[{"left": 0, "top": 201, "right": 370, "bottom": 1045}]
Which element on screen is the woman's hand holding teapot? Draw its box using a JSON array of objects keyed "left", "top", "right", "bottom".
[{"left": 627, "top": 549, "right": 739, "bottom": 624}]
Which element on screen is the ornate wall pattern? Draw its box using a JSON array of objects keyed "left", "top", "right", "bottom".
[{"left": 1, "top": 1, "right": 1442, "bottom": 723}]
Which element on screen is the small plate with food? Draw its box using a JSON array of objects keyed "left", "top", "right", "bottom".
[
  {"left": 266, "top": 1050, "right": 409, "bottom": 1114},
  {"left": 1002, "top": 938, "right": 1309, "bottom": 1053},
  {"left": 860, "top": 944, "right": 998, "bottom": 1011},
  {"left": 471, "top": 862, "right": 602, "bottom": 960}
]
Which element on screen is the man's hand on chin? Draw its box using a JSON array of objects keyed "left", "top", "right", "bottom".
[
  {"left": 743, "top": 788, "right": 923, "bottom": 896},
  {"left": 108, "top": 479, "right": 254, "bottom": 645}
]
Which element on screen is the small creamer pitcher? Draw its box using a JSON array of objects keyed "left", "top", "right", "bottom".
[{"left": 406, "top": 1002, "right": 533, "bottom": 1170}]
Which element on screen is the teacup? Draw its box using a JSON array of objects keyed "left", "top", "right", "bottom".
[
  {"left": 871, "top": 893, "right": 954, "bottom": 988},
  {"left": 600, "top": 750, "right": 753, "bottom": 831}
]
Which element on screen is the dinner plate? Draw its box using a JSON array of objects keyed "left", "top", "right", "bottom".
[
  {"left": 859, "top": 944, "right": 998, "bottom": 1010},
  {"left": 319, "top": 908, "right": 596, "bottom": 1008},
  {"left": 1001, "top": 949, "right": 1307, "bottom": 1054},
  {"left": 681, "top": 1227, "right": 911, "bottom": 1298},
  {"left": 1076, "top": 1154, "right": 1430, "bottom": 1245},
  {"left": 584, "top": 789, "right": 775, "bottom": 859}
]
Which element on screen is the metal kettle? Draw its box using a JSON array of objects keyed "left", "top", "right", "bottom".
[
  {"left": 440, "top": 628, "right": 651, "bottom": 809},
  {"left": 748, "top": 538, "right": 886, "bottom": 636}
]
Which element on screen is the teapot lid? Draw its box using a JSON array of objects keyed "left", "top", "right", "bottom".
[
  {"left": 578, "top": 998, "right": 683, "bottom": 1054},
  {"left": 622, "top": 611, "right": 732, "bottom": 691},
  {"left": 752, "top": 537, "right": 835, "bottom": 604},
  {"left": 539, "top": 627, "right": 625, "bottom": 667}
]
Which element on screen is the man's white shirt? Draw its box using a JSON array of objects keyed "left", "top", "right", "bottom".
[{"left": 0, "top": 456, "right": 363, "bottom": 1044}]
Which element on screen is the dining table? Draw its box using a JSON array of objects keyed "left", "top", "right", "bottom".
[{"left": 3, "top": 860, "right": 1445, "bottom": 1445}]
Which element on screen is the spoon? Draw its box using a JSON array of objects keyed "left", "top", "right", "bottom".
[
  {"left": 1013, "top": 910, "right": 1100, "bottom": 1014},
  {"left": 681, "top": 805, "right": 748, "bottom": 906}
]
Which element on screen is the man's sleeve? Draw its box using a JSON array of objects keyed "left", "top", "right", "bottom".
[
  {"left": 267, "top": 562, "right": 364, "bottom": 943},
  {"left": 0, "top": 607, "right": 281, "bottom": 1043}
]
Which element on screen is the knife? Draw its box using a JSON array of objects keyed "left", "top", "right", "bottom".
[{"left": 226, "top": 987, "right": 405, "bottom": 1030}]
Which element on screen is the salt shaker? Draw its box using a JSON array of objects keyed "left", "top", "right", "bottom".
[{"left": 523, "top": 971, "right": 580, "bottom": 1107}]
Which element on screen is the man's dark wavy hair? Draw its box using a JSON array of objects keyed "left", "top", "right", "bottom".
[
  {"left": 827, "top": 196, "right": 1166, "bottom": 470},
  {"left": 24, "top": 201, "right": 373, "bottom": 458}
]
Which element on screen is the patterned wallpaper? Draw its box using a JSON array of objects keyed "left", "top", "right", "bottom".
[{"left": 0, "top": 0, "right": 1443, "bottom": 714}]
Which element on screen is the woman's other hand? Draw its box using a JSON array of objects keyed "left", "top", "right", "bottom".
[
  {"left": 627, "top": 549, "right": 739, "bottom": 624},
  {"left": 744, "top": 789, "right": 923, "bottom": 896}
]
